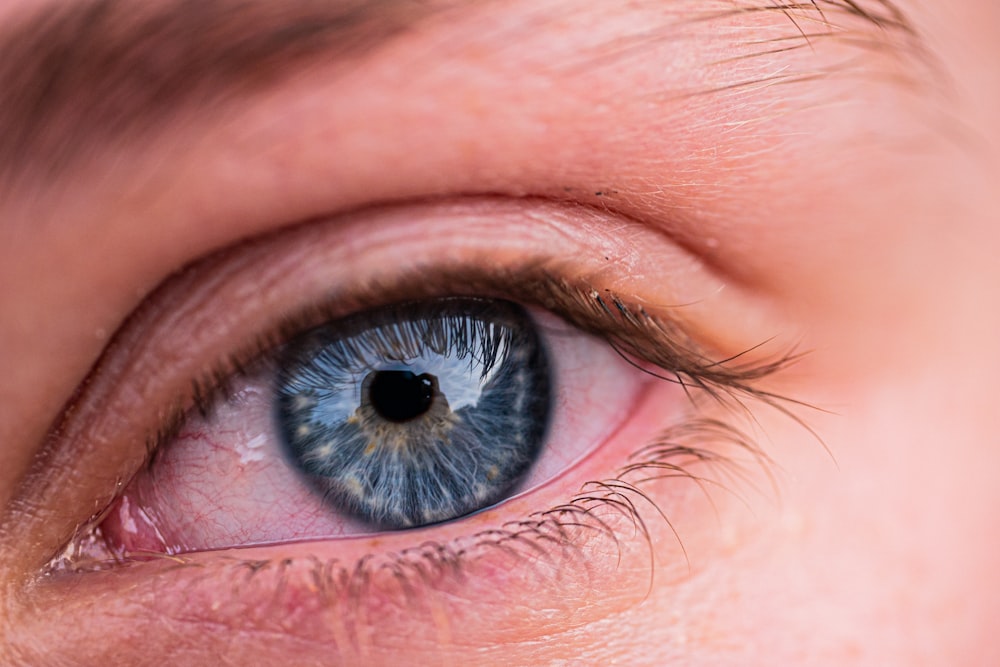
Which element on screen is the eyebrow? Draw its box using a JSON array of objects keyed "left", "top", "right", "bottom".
[
  {"left": 0, "top": 0, "right": 445, "bottom": 187},
  {"left": 0, "top": 0, "right": 918, "bottom": 189}
]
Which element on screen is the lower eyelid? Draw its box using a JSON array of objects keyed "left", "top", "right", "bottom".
[
  {"left": 18, "top": 391, "right": 704, "bottom": 665},
  {"left": 12, "top": 366, "right": 784, "bottom": 663},
  {"left": 20, "top": 524, "right": 661, "bottom": 662}
]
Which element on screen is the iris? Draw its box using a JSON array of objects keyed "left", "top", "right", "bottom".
[{"left": 274, "top": 298, "right": 552, "bottom": 529}]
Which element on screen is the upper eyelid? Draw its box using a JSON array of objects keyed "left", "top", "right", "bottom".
[{"left": 0, "top": 197, "right": 790, "bottom": 581}]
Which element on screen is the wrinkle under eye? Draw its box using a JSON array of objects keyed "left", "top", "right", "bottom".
[{"left": 275, "top": 298, "right": 552, "bottom": 530}]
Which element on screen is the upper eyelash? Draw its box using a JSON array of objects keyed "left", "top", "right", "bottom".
[
  {"left": 178, "top": 262, "right": 800, "bottom": 435},
  {"left": 118, "top": 257, "right": 798, "bottom": 465}
]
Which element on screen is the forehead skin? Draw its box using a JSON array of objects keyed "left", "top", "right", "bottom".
[{"left": 1, "top": 0, "right": 999, "bottom": 664}]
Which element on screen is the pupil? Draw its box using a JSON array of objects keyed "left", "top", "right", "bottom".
[{"left": 368, "top": 370, "right": 435, "bottom": 422}]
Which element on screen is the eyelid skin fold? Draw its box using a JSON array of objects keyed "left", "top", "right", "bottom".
[{"left": 0, "top": 197, "right": 800, "bottom": 665}]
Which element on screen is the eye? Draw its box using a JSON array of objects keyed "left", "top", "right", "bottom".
[
  {"left": 16, "top": 200, "right": 795, "bottom": 663},
  {"left": 35, "top": 200, "right": 788, "bottom": 569},
  {"left": 95, "top": 296, "right": 651, "bottom": 554}
]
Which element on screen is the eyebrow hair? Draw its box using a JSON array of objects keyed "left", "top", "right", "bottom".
[
  {"left": 0, "top": 0, "right": 918, "bottom": 189},
  {"left": 0, "top": 0, "right": 444, "bottom": 187}
]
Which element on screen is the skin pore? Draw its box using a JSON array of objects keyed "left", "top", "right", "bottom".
[{"left": 1, "top": 0, "right": 999, "bottom": 664}]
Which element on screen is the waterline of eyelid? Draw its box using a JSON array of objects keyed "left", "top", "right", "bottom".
[{"left": 50, "top": 411, "right": 778, "bottom": 578}]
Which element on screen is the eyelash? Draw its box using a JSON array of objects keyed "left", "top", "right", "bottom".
[
  {"left": 190, "top": 264, "right": 795, "bottom": 436},
  {"left": 47, "top": 255, "right": 798, "bottom": 590},
  {"left": 50, "top": 417, "right": 779, "bottom": 629}
]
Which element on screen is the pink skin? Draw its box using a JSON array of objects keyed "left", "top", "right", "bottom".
[{"left": 1, "top": 0, "right": 1000, "bottom": 665}]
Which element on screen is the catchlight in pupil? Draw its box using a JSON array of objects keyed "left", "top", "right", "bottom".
[
  {"left": 274, "top": 298, "right": 552, "bottom": 530},
  {"left": 367, "top": 370, "right": 436, "bottom": 422}
]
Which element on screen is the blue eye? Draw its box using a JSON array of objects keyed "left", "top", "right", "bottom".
[{"left": 274, "top": 298, "right": 551, "bottom": 529}]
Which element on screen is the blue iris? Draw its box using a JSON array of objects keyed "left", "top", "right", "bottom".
[{"left": 274, "top": 298, "right": 551, "bottom": 530}]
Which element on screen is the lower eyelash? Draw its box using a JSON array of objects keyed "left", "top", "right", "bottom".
[
  {"left": 314, "top": 415, "right": 767, "bottom": 614},
  {"left": 16, "top": 367, "right": 822, "bottom": 667},
  {"left": 47, "top": 413, "right": 778, "bottom": 618}
]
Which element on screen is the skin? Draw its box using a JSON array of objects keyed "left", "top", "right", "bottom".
[{"left": 1, "top": 0, "right": 998, "bottom": 664}]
